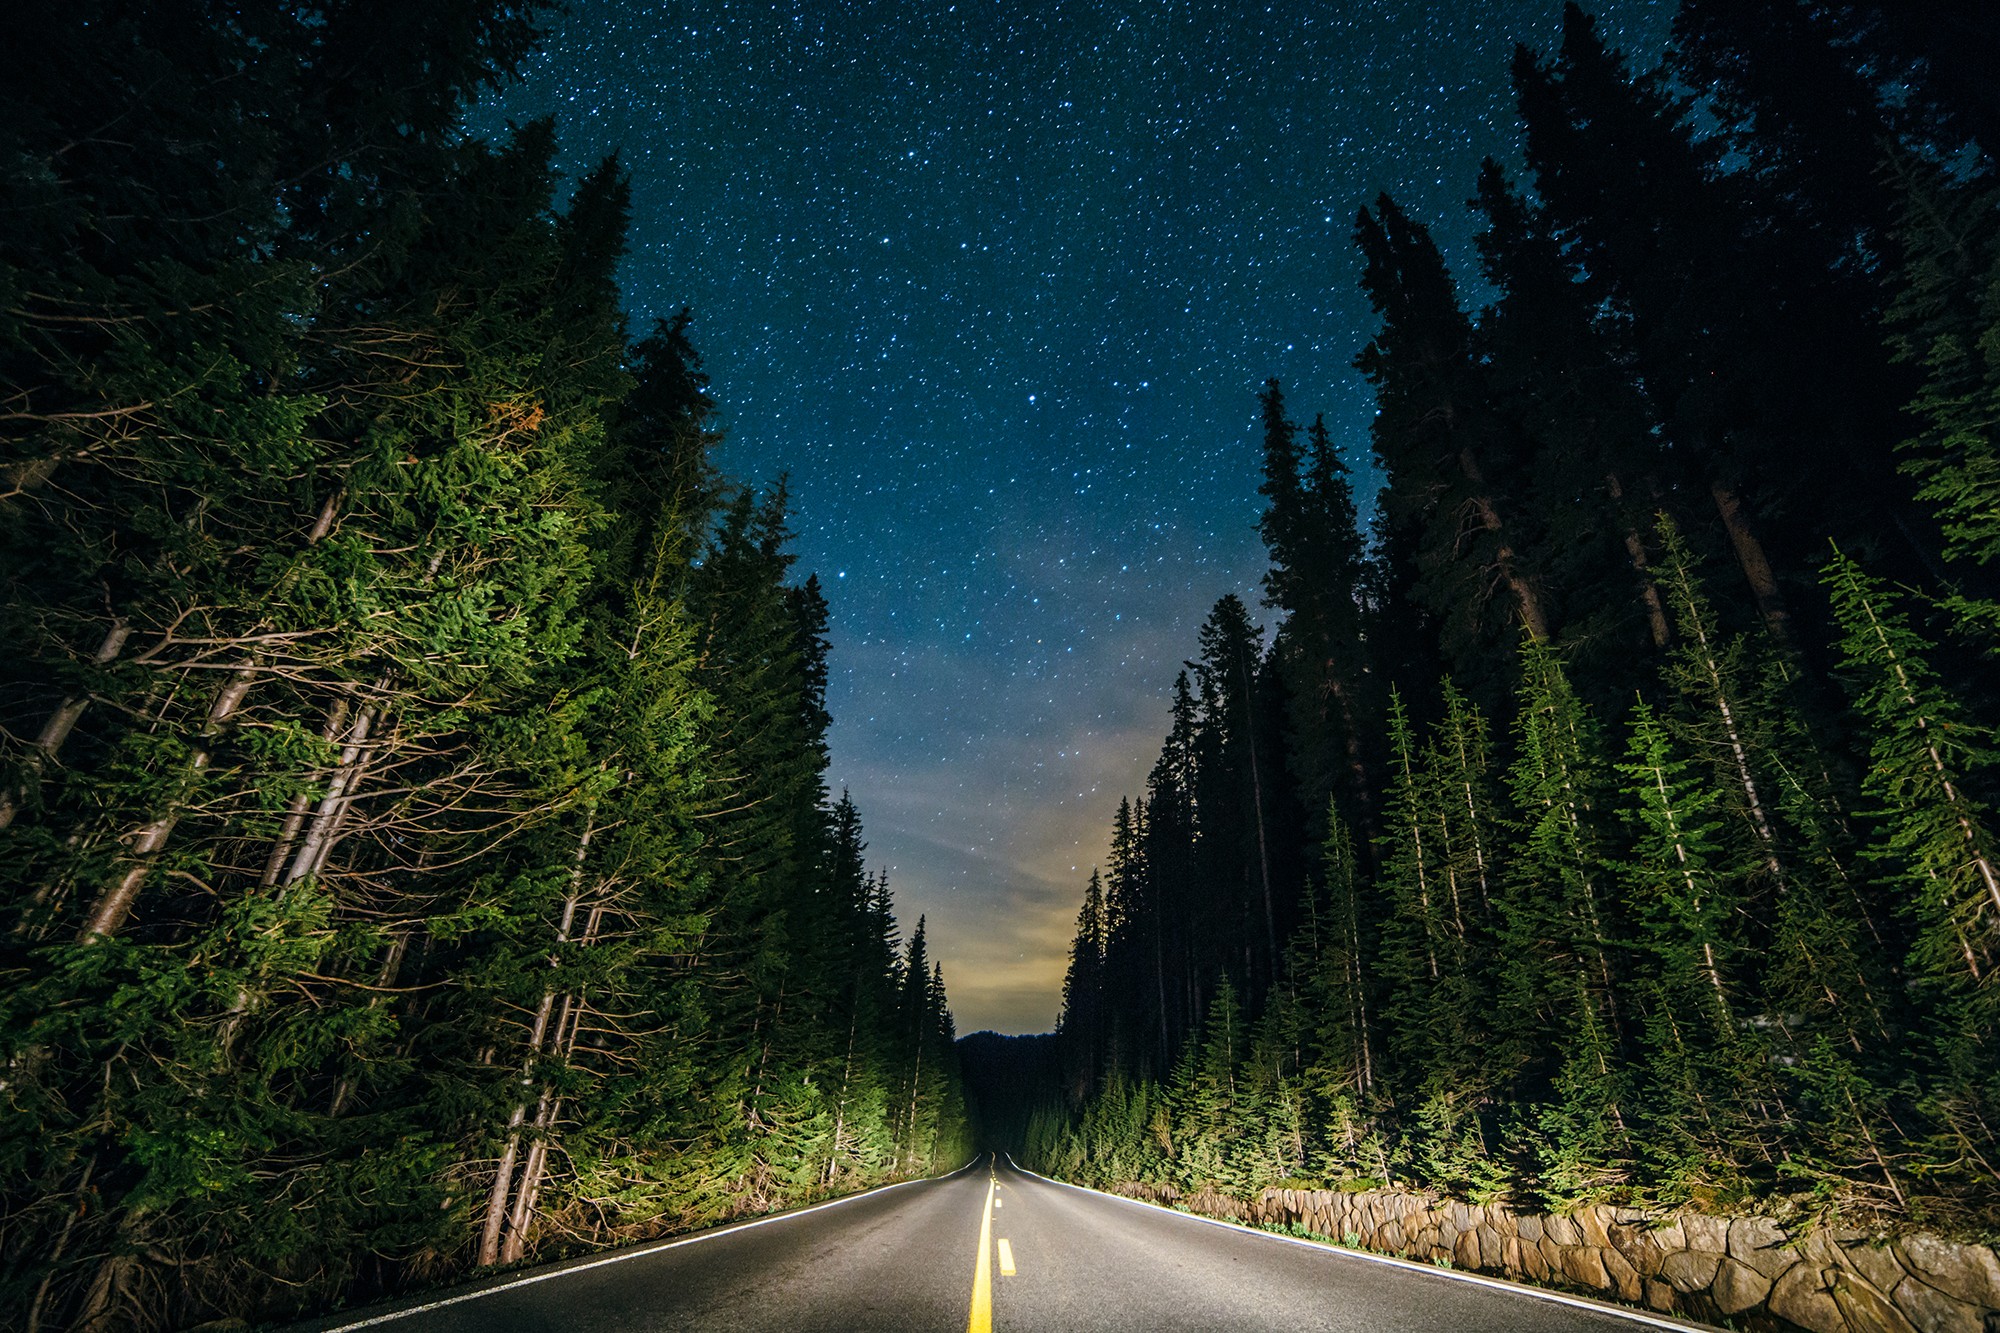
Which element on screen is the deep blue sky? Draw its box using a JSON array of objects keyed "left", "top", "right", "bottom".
[{"left": 480, "top": 0, "right": 1673, "bottom": 1033}]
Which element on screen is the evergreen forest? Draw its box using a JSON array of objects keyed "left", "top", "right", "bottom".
[
  {"left": 1031, "top": 2, "right": 2000, "bottom": 1239},
  {"left": 0, "top": 5, "right": 969, "bottom": 1330}
]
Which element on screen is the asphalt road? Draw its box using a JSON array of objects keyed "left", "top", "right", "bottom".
[{"left": 303, "top": 1156, "right": 1704, "bottom": 1332}]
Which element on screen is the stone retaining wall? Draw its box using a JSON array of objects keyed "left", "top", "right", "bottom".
[{"left": 1109, "top": 1181, "right": 2000, "bottom": 1332}]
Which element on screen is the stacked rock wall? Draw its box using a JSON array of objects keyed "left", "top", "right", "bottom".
[{"left": 1108, "top": 1182, "right": 2000, "bottom": 1332}]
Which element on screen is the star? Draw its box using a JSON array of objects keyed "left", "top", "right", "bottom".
[{"left": 477, "top": 0, "right": 1676, "bottom": 1035}]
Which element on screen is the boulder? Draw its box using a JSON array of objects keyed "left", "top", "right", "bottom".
[
  {"left": 1631, "top": 1238, "right": 1670, "bottom": 1281},
  {"left": 1829, "top": 1273, "right": 1919, "bottom": 1333},
  {"left": 1890, "top": 1276, "right": 1986, "bottom": 1333},
  {"left": 1608, "top": 1222, "right": 1654, "bottom": 1277},
  {"left": 1768, "top": 1264, "right": 1846, "bottom": 1333},
  {"left": 1477, "top": 1223, "right": 1503, "bottom": 1269},
  {"left": 1501, "top": 1235, "right": 1525, "bottom": 1275},
  {"left": 1379, "top": 1221, "right": 1406, "bottom": 1253},
  {"left": 1544, "top": 1214, "right": 1582, "bottom": 1247},
  {"left": 1645, "top": 1278, "right": 1676, "bottom": 1313},
  {"left": 1517, "top": 1213, "right": 1544, "bottom": 1243},
  {"left": 1577, "top": 1205, "right": 1614, "bottom": 1250},
  {"left": 1602, "top": 1242, "right": 1643, "bottom": 1303},
  {"left": 1559, "top": 1246, "right": 1611, "bottom": 1292},
  {"left": 1522, "top": 1242, "right": 1551, "bottom": 1281},
  {"left": 1891, "top": 1233, "right": 2000, "bottom": 1311},
  {"left": 1729, "top": 1215, "right": 1796, "bottom": 1280},
  {"left": 1681, "top": 1212, "right": 1729, "bottom": 1254},
  {"left": 1713, "top": 1257, "right": 1777, "bottom": 1316},
  {"left": 1454, "top": 1229, "right": 1480, "bottom": 1271},
  {"left": 1839, "top": 1239, "right": 1908, "bottom": 1298},
  {"left": 1661, "top": 1248, "right": 1724, "bottom": 1294}
]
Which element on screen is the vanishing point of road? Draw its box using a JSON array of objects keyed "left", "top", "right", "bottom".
[{"left": 300, "top": 1155, "right": 1705, "bottom": 1332}]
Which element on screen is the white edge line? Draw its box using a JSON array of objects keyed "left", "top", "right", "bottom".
[
  {"left": 1000, "top": 1155, "right": 1717, "bottom": 1333},
  {"left": 313, "top": 1155, "right": 990, "bottom": 1332}
]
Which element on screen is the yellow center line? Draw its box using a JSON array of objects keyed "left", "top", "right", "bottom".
[
  {"left": 967, "top": 1176, "right": 996, "bottom": 1333},
  {"left": 997, "top": 1237, "right": 1016, "bottom": 1277}
]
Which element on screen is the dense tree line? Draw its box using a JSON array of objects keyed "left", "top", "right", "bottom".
[
  {"left": 1036, "top": 1, "right": 2000, "bottom": 1235},
  {"left": 0, "top": 6, "right": 967, "bottom": 1329}
]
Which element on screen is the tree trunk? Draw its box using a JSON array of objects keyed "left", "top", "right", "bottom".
[
  {"left": 1325, "top": 672, "right": 1377, "bottom": 853},
  {"left": 257, "top": 695, "right": 354, "bottom": 886},
  {"left": 1604, "top": 474, "right": 1669, "bottom": 648},
  {"left": 1234, "top": 637, "right": 1279, "bottom": 986},
  {"left": 1, "top": 619, "right": 132, "bottom": 833},
  {"left": 901, "top": 1029, "right": 924, "bottom": 1172},
  {"left": 826, "top": 993, "right": 861, "bottom": 1186},
  {"left": 23, "top": 1154, "right": 95, "bottom": 1333},
  {"left": 76, "top": 662, "right": 256, "bottom": 942},
  {"left": 1349, "top": 911, "right": 1374, "bottom": 1095},
  {"left": 477, "top": 1104, "right": 532, "bottom": 1268},
  {"left": 1457, "top": 448, "right": 1550, "bottom": 641},
  {"left": 1711, "top": 480, "right": 1793, "bottom": 647},
  {"left": 274, "top": 701, "right": 380, "bottom": 886},
  {"left": 500, "top": 1087, "right": 559, "bottom": 1264},
  {"left": 477, "top": 810, "right": 597, "bottom": 1267}
]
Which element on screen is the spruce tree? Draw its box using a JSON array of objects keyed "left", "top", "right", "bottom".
[
  {"left": 1494, "top": 640, "right": 1623, "bottom": 1093},
  {"left": 1616, "top": 701, "right": 1777, "bottom": 1198},
  {"left": 1058, "top": 872, "right": 1108, "bottom": 1103},
  {"left": 1823, "top": 548, "right": 2000, "bottom": 1192},
  {"left": 1258, "top": 383, "right": 1374, "bottom": 834}
]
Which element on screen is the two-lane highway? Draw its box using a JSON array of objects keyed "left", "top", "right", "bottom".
[{"left": 302, "top": 1156, "right": 1706, "bottom": 1332}]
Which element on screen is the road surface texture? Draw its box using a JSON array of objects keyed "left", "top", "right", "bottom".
[{"left": 300, "top": 1156, "right": 1707, "bottom": 1333}]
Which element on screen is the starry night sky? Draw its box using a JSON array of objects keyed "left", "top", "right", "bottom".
[{"left": 479, "top": 0, "right": 1673, "bottom": 1035}]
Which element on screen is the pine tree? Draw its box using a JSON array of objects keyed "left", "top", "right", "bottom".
[
  {"left": 1527, "top": 971, "right": 1633, "bottom": 1210},
  {"left": 1374, "top": 689, "right": 1454, "bottom": 1088},
  {"left": 1258, "top": 384, "right": 1375, "bottom": 834},
  {"left": 1823, "top": 548, "right": 2000, "bottom": 1192},
  {"left": 1099, "top": 796, "right": 1160, "bottom": 1080},
  {"left": 1616, "top": 701, "right": 1778, "bottom": 1198},
  {"left": 1164, "top": 980, "right": 1246, "bottom": 1192},
  {"left": 1494, "top": 640, "right": 1623, "bottom": 1096},
  {"left": 1378, "top": 686, "right": 1506, "bottom": 1196},
  {"left": 1651, "top": 515, "right": 1896, "bottom": 1058},
  {"left": 1887, "top": 171, "right": 2000, "bottom": 635},
  {"left": 1146, "top": 673, "right": 1202, "bottom": 1056},
  {"left": 0, "top": 11, "right": 976, "bottom": 1327},
  {"left": 1295, "top": 807, "right": 1375, "bottom": 1109},
  {"left": 1058, "top": 872, "right": 1108, "bottom": 1104},
  {"left": 1429, "top": 682, "right": 1499, "bottom": 956},
  {"left": 1190, "top": 595, "right": 1287, "bottom": 1000}
]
